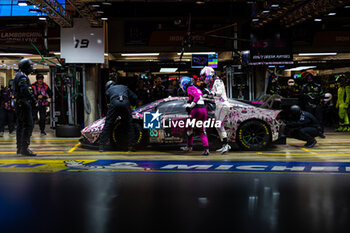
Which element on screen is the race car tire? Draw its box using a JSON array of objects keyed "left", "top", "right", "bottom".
[
  {"left": 236, "top": 120, "right": 271, "bottom": 151},
  {"left": 111, "top": 121, "right": 146, "bottom": 149}
]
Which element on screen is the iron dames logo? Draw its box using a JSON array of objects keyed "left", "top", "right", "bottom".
[{"left": 143, "top": 110, "right": 161, "bottom": 129}]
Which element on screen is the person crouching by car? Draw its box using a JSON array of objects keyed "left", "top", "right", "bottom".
[
  {"left": 0, "top": 79, "right": 16, "bottom": 137},
  {"left": 284, "top": 105, "right": 324, "bottom": 148},
  {"left": 179, "top": 76, "right": 210, "bottom": 156},
  {"left": 32, "top": 74, "right": 52, "bottom": 136},
  {"left": 99, "top": 79, "right": 138, "bottom": 152}
]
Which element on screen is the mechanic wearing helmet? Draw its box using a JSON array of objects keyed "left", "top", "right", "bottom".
[
  {"left": 283, "top": 78, "right": 300, "bottom": 99},
  {"left": 179, "top": 76, "right": 210, "bottom": 155},
  {"left": 200, "top": 66, "right": 231, "bottom": 154},
  {"left": 300, "top": 72, "right": 324, "bottom": 124},
  {"left": 335, "top": 74, "right": 350, "bottom": 132},
  {"left": 32, "top": 74, "right": 52, "bottom": 136},
  {"left": 285, "top": 105, "right": 323, "bottom": 148},
  {"left": 0, "top": 79, "right": 16, "bottom": 137},
  {"left": 13, "top": 58, "right": 36, "bottom": 156},
  {"left": 322, "top": 93, "right": 336, "bottom": 128},
  {"left": 99, "top": 78, "right": 138, "bottom": 152}
]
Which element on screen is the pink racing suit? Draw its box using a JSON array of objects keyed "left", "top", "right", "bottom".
[{"left": 186, "top": 85, "right": 209, "bottom": 148}]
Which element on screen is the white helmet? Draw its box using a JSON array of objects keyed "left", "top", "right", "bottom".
[
  {"left": 324, "top": 93, "right": 332, "bottom": 102},
  {"left": 200, "top": 66, "right": 215, "bottom": 84}
]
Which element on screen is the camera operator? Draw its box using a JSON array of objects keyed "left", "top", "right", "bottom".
[{"left": 284, "top": 105, "right": 324, "bottom": 148}]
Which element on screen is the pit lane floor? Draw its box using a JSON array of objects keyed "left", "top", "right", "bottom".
[{"left": 1, "top": 128, "right": 350, "bottom": 233}]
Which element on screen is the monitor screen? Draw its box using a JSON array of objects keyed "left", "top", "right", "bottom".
[{"left": 191, "top": 53, "right": 218, "bottom": 68}]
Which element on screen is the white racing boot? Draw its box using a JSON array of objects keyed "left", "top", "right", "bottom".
[
  {"left": 180, "top": 146, "right": 192, "bottom": 152},
  {"left": 220, "top": 144, "right": 231, "bottom": 154}
]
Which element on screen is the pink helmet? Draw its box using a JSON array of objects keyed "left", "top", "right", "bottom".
[{"left": 200, "top": 66, "right": 215, "bottom": 84}]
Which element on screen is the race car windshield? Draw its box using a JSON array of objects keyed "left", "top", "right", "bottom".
[{"left": 133, "top": 101, "right": 158, "bottom": 112}]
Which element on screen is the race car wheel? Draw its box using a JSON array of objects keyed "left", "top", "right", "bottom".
[
  {"left": 236, "top": 120, "right": 271, "bottom": 151},
  {"left": 111, "top": 121, "right": 146, "bottom": 149}
]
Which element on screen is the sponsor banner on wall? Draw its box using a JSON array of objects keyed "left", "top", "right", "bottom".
[
  {"left": 313, "top": 31, "right": 350, "bottom": 47},
  {"left": 249, "top": 32, "right": 293, "bottom": 65},
  {"left": 0, "top": 29, "right": 43, "bottom": 44},
  {"left": 61, "top": 18, "right": 104, "bottom": 63}
]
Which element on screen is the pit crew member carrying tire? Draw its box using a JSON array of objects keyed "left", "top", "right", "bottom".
[
  {"left": 201, "top": 66, "right": 231, "bottom": 154},
  {"left": 180, "top": 76, "right": 210, "bottom": 156}
]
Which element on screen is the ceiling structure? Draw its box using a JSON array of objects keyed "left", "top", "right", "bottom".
[{"left": 0, "top": 0, "right": 348, "bottom": 71}]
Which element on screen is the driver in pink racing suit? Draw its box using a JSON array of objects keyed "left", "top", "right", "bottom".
[{"left": 179, "top": 76, "right": 210, "bottom": 155}]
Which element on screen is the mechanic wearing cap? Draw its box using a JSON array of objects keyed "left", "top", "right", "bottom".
[
  {"left": 285, "top": 105, "right": 323, "bottom": 148},
  {"left": 0, "top": 79, "right": 16, "bottom": 137},
  {"left": 32, "top": 74, "right": 52, "bottom": 136},
  {"left": 13, "top": 58, "right": 36, "bottom": 156},
  {"left": 99, "top": 78, "right": 138, "bottom": 152}
]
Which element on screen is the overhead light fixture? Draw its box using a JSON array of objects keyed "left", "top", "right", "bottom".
[
  {"left": 91, "top": 4, "right": 100, "bottom": 7},
  {"left": 252, "top": 18, "right": 259, "bottom": 22},
  {"left": 96, "top": 11, "right": 104, "bottom": 14},
  {"left": 176, "top": 52, "right": 216, "bottom": 55},
  {"left": 314, "top": 18, "right": 322, "bottom": 21},
  {"left": 298, "top": 52, "right": 337, "bottom": 56},
  {"left": 0, "top": 53, "right": 32, "bottom": 56},
  {"left": 344, "top": 5, "right": 350, "bottom": 8},
  {"left": 101, "top": 17, "right": 108, "bottom": 21},
  {"left": 53, "top": 52, "right": 61, "bottom": 55},
  {"left": 121, "top": 53, "right": 160, "bottom": 56},
  {"left": 104, "top": 53, "right": 108, "bottom": 56},
  {"left": 18, "top": 1, "right": 30, "bottom": 6},
  {"left": 195, "top": 1, "right": 205, "bottom": 4},
  {"left": 102, "top": 2, "right": 112, "bottom": 6},
  {"left": 160, "top": 68, "right": 178, "bottom": 72},
  {"left": 262, "top": 10, "right": 270, "bottom": 13},
  {"left": 328, "top": 12, "right": 336, "bottom": 16},
  {"left": 271, "top": 4, "right": 279, "bottom": 7},
  {"left": 29, "top": 9, "right": 41, "bottom": 13},
  {"left": 285, "top": 66, "right": 317, "bottom": 71},
  {"left": 39, "top": 16, "right": 47, "bottom": 21}
]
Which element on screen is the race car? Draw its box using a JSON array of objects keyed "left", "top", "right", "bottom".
[{"left": 80, "top": 96, "right": 283, "bottom": 151}]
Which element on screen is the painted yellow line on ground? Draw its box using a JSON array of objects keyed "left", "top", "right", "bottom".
[
  {"left": 301, "top": 148, "right": 310, "bottom": 152},
  {"left": 68, "top": 142, "right": 81, "bottom": 153},
  {"left": 287, "top": 140, "right": 350, "bottom": 143},
  {"left": 0, "top": 139, "right": 79, "bottom": 142}
]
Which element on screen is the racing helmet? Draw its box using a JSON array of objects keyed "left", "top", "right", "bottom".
[
  {"left": 105, "top": 80, "right": 116, "bottom": 91},
  {"left": 200, "top": 66, "right": 215, "bottom": 84},
  {"left": 324, "top": 93, "right": 332, "bottom": 103},
  {"left": 287, "top": 78, "right": 295, "bottom": 87},
  {"left": 336, "top": 74, "right": 347, "bottom": 86},
  {"left": 290, "top": 105, "right": 302, "bottom": 119},
  {"left": 18, "top": 58, "right": 34, "bottom": 75},
  {"left": 179, "top": 76, "right": 193, "bottom": 93}
]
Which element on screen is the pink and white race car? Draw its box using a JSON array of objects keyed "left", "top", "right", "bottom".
[{"left": 80, "top": 96, "right": 283, "bottom": 151}]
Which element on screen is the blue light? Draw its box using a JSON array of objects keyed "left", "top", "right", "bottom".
[{"left": 0, "top": 1, "right": 65, "bottom": 17}]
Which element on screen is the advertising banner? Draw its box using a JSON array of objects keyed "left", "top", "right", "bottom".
[{"left": 249, "top": 32, "right": 293, "bottom": 65}]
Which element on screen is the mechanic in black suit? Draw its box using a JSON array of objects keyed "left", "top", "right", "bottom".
[
  {"left": 284, "top": 105, "right": 324, "bottom": 148},
  {"left": 99, "top": 78, "right": 138, "bottom": 152},
  {"left": 13, "top": 58, "right": 36, "bottom": 156}
]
